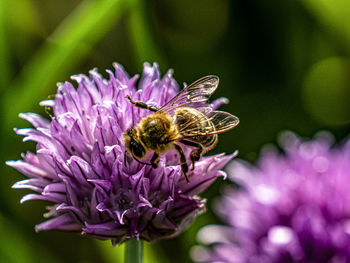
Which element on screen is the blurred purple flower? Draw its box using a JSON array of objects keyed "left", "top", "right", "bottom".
[
  {"left": 193, "top": 132, "right": 350, "bottom": 263},
  {"left": 7, "top": 63, "right": 234, "bottom": 244}
]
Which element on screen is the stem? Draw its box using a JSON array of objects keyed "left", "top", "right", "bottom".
[
  {"left": 4, "top": 0, "right": 127, "bottom": 129},
  {"left": 127, "top": 0, "right": 165, "bottom": 67},
  {"left": 125, "top": 238, "right": 143, "bottom": 263}
]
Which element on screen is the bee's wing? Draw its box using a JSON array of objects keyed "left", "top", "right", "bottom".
[
  {"left": 207, "top": 111, "right": 240, "bottom": 134},
  {"left": 159, "top": 75, "right": 219, "bottom": 114},
  {"left": 179, "top": 110, "right": 239, "bottom": 137}
]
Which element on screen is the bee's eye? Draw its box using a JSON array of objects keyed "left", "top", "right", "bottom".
[{"left": 131, "top": 141, "right": 145, "bottom": 158}]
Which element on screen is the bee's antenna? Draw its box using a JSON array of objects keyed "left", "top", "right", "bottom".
[
  {"left": 124, "top": 150, "right": 128, "bottom": 167},
  {"left": 125, "top": 95, "right": 135, "bottom": 104},
  {"left": 134, "top": 158, "right": 152, "bottom": 166},
  {"left": 124, "top": 149, "right": 152, "bottom": 167},
  {"left": 126, "top": 95, "right": 136, "bottom": 127}
]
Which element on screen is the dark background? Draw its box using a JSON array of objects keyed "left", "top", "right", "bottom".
[{"left": 1, "top": 0, "right": 350, "bottom": 262}]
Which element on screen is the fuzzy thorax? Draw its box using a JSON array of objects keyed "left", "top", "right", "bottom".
[{"left": 138, "top": 112, "right": 181, "bottom": 153}]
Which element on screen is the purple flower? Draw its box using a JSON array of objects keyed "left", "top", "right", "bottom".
[
  {"left": 7, "top": 63, "right": 234, "bottom": 244},
  {"left": 193, "top": 132, "right": 350, "bottom": 262}
]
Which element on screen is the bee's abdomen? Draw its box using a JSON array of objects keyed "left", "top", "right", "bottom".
[
  {"left": 197, "top": 132, "right": 218, "bottom": 150},
  {"left": 175, "top": 108, "right": 218, "bottom": 150}
]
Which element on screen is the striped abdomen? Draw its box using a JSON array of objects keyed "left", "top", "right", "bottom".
[{"left": 174, "top": 108, "right": 218, "bottom": 151}]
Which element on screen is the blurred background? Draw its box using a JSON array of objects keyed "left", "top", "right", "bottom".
[{"left": 1, "top": 0, "right": 350, "bottom": 262}]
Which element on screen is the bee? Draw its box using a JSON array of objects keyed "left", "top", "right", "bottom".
[{"left": 122, "top": 75, "right": 239, "bottom": 182}]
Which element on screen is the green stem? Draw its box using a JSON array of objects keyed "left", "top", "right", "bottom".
[
  {"left": 3, "top": 0, "right": 127, "bottom": 129},
  {"left": 127, "top": 0, "right": 165, "bottom": 67},
  {"left": 125, "top": 239, "right": 143, "bottom": 263}
]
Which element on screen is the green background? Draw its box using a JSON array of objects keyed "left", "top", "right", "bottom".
[{"left": 1, "top": 0, "right": 350, "bottom": 262}]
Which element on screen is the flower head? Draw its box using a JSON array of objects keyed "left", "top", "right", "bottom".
[
  {"left": 193, "top": 132, "right": 350, "bottom": 262},
  {"left": 7, "top": 63, "right": 234, "bottom": 244}
]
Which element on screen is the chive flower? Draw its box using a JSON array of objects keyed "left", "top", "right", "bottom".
[
  {"left": 193, "top": 132, "right": 350, "bottom": 262},
  {"left": 7, "top": 63, "right": 234, "bottom": 244}
]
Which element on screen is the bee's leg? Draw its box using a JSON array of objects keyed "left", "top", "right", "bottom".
[
  {"left": 190, "top": 146, "right": 203, "bottom": 170},
  {"left": 174, "top": 144, "right": 189, "bottom": 182},
  {"left": 180, "top": 140, "right": 203, "bottom": 170},
  {"left": 150, "top": 152, "right": 159, "bottom": 169},
  {"left": 125, "top": 95, "right": 159, "bottom": 112}
]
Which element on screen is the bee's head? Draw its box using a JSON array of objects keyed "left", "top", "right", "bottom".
[{"left": 123, "top": 128, "right": 146, "bottom": 160}]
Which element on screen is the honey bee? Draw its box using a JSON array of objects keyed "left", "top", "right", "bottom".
[{"left": 123, "top": 75, "right": 239, "bottom": 182}]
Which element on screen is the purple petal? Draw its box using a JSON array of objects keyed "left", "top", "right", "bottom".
[
  {"left": 83, "top": 221, "right": 127, "bottom": 239},
  {"left": 19, "top": 113, "right": 50, "bottom": 128},
  {"left": 35, "top": 214, "right": 81, "bottom": 232}
]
